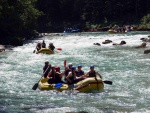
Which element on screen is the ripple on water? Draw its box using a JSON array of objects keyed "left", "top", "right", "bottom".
[{"left": 0, "top": 32, "right": 150, "bottom": 113}]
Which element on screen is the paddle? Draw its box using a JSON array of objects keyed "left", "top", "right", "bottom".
[
  {"left": 32, "top": 65, "right": 50, "bottom": 90},
  {"left": 61, "top": 60, "right": 68, "bottom": 83},
  {"left": 95, "top": 77, "right": 99, "bottom": 90},
  {"left": 64, "top": 60, "right": 66, "bottom": 67},
  {"left": 57, "top": 48, "right": 62, "bottom": 51},
  {"left": 32, "top": 76, "right": 43, "bottom": 90},
  {"left": 103, "top": 80, "right": 113, "bottom": 85},
  {"left": 54, "top": 83, "right": 63, "bottom": 89},
  {"left": 33, "top": 49, "right": 36, "bottom": 53}
]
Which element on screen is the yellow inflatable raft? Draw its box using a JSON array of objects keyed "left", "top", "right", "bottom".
[
  {"left": 107, "top": 29, "right": 126, "bottom": 34},
  {"left": 38, "top": 77, "right": 104, "bottom": 93},
  {"left": 36, "top": 48, "right": 60, "bottom": 54}
]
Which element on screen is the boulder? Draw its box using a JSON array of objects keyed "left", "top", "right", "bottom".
[
  {"left": 93, "top": 43, "right": 101, "bottom": 46},
  {"left": 102, "top": 40, "right": 112, "bottom": 44},
  {"left": 144, "top": 49, "right": 150, "bottom": 54}
]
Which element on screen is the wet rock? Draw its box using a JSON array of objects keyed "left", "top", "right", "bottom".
[
  {"left": 93, "top": 43, "right": 101, "bottom": 46},
  {"left": 113, "top": 41, "right": 126, "bottom": 45},
  {"left": 102, "top": 39, "right": 112, "bottom": 44},
  {"left": 144, "top": 49, "right": 150, "bottom": 54},
  {"left": 135, "top": 42, "right": 147, "bottom": 48}
]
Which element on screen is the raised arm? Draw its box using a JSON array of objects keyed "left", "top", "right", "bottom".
[
  {"left": 82, "top": 71, "right": 89, "bottom": 78},
  {"left": 47, "top": 71, "right": 52, "bottom": 79},
  {"left": 96, "top": 71, "right": 102, "bottom": 79},
  {"left": 66, "top": 72, "right": 72, "bottom": 83}
]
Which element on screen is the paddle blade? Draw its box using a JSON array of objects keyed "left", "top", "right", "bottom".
[
  {"left": 32, "top": 83, "right": 38, "bottom": 90},
  {"left": 33, "top": 50, "right": 36, "bottom": 53},
  {"left": 103, "top": 80, "right": 113, "bottom": 85},
  {"left": 57, "top": 48, "right": 62, "bottom": 51},
  {"left": 54, "top": 83, "right": 63, "bottom": 89},
  {"left": 64, "top": 60, "right": 66, "bottom": 67}
]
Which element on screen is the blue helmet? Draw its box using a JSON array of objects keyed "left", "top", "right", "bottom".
[
  {"left": 71, "top": 66, "right": 76, "bottom": 70},
  {"left": 78, "top": 65, "right": 82, "bottom": 68},
  {"left": 90, "top": 65, "right": 94, "bottom": 68}
]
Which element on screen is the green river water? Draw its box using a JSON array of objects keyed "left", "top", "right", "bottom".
[{"left": 0, "top": 31, "right": 150, "bottom": 113}]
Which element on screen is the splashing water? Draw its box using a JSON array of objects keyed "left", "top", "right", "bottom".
[{"left": 0, "top": 31, "right": 150, "bottom": 113}]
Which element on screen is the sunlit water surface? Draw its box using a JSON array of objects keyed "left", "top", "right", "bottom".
[{"left": 0, "top": 32, "right": 150, "bottom": 113}]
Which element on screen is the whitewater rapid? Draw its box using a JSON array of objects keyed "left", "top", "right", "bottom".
[{"left": 0, "top": 31, "right": 150, "bottom": 113}]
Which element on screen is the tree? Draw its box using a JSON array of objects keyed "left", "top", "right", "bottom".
[{"left": 0, "top": 0, "right": 41, "bottom": 45}]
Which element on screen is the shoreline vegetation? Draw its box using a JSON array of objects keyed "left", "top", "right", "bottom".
[{"left": 0, "top": 0, "right": 150, "bottom": 46}]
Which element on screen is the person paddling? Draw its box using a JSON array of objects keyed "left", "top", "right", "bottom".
[
  {"left": 76, "top": 65, "right": 84, "bottom": 77},
  {"left": 66, "top": 66, "right": 84, "bottom": 84},
  {"left": 55, "top": 66, "right": 63, "bottom": 83},
  {"left": 47, "top": 66, "right": 56, "bottom": 84},
  {"left": 61, "top": 63, "right": 72, "bottom": 83},
  {"left": 83, "top": 65, "right": 102, "bottom": 79},
  {"left": 48, "top": 43, "right": 55, "bottom": 53},
  {"left": 41, "top": 40, "right": 46, "bottom": 48},
  {"left": 36, "top": 42, "right": 41, "bottom": 51},
  {"left": 42, "top": 61, "right": 51, "bottom": 78}
]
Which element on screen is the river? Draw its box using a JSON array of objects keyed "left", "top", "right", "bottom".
[{"left": 0, "top": 31, "right": 150, "bottom": 113}]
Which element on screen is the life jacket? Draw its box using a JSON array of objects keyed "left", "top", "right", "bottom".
[
  {"left": 42, "top": 43, "right": 46, "bottom": 48},
  {"left": 76, "top": 70, "right": 84, "bottom": 77},
  {"left": 64, "top": 69, "right": 71, "bottom": 76},
  {"left": 89, "top": 71, "right": 96, "bottom": 77},
  {"left": 51, "top": 70, "right": 56, "bottom": 80},
  {"left": 69, "top": 71, "right": 77, "bottom": 81},
  {"left": 55, "top": 72, "right": 62, "bottom": 83}
]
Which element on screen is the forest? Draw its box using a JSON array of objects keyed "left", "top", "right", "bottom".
[{"left": 0, "top": 0, "right": 150, "bottom": 45}]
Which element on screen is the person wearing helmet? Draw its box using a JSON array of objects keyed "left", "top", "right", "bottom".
[
  {"left": 47, "top": 66, "right": 64, "bottom": 84},
  {"left": 42, "top": 61, "right": 51, "bottom": 78},
  {"left": 76, "top": 65, "right": 84, "bottom": 77},
  {"left": 55, "top": 66, "right": 63, "bottom": 83},
  {"left": 47, "top": 66, "right": 57, "bottom": 83},
  {"left": 61, "top": 63, "right": 72, "bottom": 79},
  {"left": 55, "top": 66, "right": 60, "bottom": 72},
  {"left": 68, "top": 63, "right": 73, "bottom": 69},
  {"left": 36, "top": 42, "right": 41, "bottom": 51},
  {"left": 48, "top": 43, "right": 55, "bottom": 53},
  {"left": 84, "top": 65, "right": 102, "bottom": 78},
  {"left": 66, "top": 66, "right": 84, "bottom": 84},
  {"left": 41, "top": 40, "right": 46, "bottom": 48}
]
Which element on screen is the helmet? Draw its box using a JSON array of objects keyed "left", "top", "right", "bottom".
[
  {"left": 90, "top": 65, "right": 94, "bottom": 68},
  {"left": 68, "top": 63, "right": 72, "bottom": 66},
  {"left": 71, "top": 66, "right": 76, "bottom": 70},
  {"left": 78, "top": 65, "right": 82, "bottom": 68},
  {"left": 55, "top": 66, "right": 60, "bottom": 72},
  {"left": 51, "top": 65, "right": 55, "bottom": 68},
  {"left": 45, "top": 61, "right": 49, "bottom": 65}
]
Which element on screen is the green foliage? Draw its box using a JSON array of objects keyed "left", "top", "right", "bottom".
[
  {"left": 141, "top": 14, "right": 150, "bottom": 25},
  {"left": 139, "top": 13, "right": 150, "bottom": 29},
  {"left": 36, "top": 0, "right": 150, "bottom": 32},
  {"left": 0, "top": 0, "right": 150, "bottom": 45},
  {"left": 0, "top": 0, "right": 41, "bottom": 45}
]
